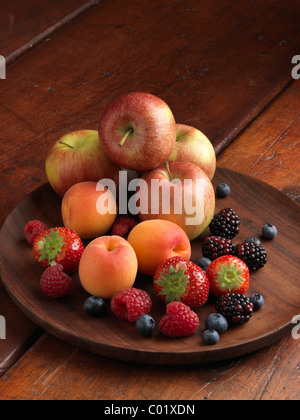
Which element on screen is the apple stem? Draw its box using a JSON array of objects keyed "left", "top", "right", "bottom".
[
  {"left": 119, "top": 128, "right": 133, "bottom": 147},
  {"left": 165, "top": 162, "right": 173, "bottom": 181},
  {"left": 59, "top": 141, "right": 75, "bottom": 149}
]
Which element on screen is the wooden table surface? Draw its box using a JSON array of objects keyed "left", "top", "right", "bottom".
[{"left": 0, "top": 0, "right": 299, "bottom": 401}]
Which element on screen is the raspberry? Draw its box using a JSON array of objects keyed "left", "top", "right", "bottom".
[
  {"left": 111, "top": 288, "right": 152, "bottom": 323},
  {"left": 159, "top": 301, "right": 199, "bottom": 338},
  {"left": 40, "top": 264, "right": 74, "bottom": 298},
  {"left": 24, "top": 220, "right": 49, "bottom": 244},
  {"left": 111, "top": 217, "right": 138, "bottom": 238},
  {"left": 202, "top": 236, "right": 235, "bottom": 261},
  {"left": 209, "top": 208, "right": 240, "bottom": 239}
]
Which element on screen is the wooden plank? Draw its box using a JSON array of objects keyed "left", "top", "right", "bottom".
[
  {"left": 218, "top": 81, "right": 300, "bottom": 203},
  {"left": 0, "top": 332, "right": 299, "bottom": 400},
  {"left": 1, "top": 0, "right": 300, "bottom": 228},
  {"left": 0, "top": 0, "right": 101, "bottom": 64},
  {"left": 0, "top": 0, "right": 299, "bottom": 391},
  {"left": 1, "top": 82, "right": 300, "bottom": 397},
  {"left": 0, "top": 286, "right": 43, "bottom": 376}
]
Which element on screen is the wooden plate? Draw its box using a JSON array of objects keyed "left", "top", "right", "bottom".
[{"left": 0, "top": 167, "right": 299, "bottom": 365}]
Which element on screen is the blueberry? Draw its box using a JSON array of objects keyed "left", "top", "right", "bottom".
[
  {"left": 216, "top": 183, "right": 231, "bottom": 198},
  {"left": 250, "top": 293, "right": 265, "bottom": 311},
  {"left": 205, "top": 313, "right": 228, "bottom": 334},
  {"left": 245, "top": 236, "right": 262, "bottom": 247},
  {"left": 84, "top": 296, "right": 106, "bottom": 317},
  {"left": 202, "top": 329, "right": 220, "bottom": 346},
  {"left": 262, "top": 223, "right": 277, "bottom": 240},
  {"left": 197, "top": 257, "right": 212, "bottom": 272},
  {"left": 136, "top": 315, "right": 156, "bottom": 337}
]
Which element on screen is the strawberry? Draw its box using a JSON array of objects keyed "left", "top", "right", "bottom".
[
  {"left": 159, "top": 301, "right": 199, "bottom": 338},
  {"left": 206, "top": 255, "right": 250, "bottom": 298},
  {"left": 33, "top": 228, "right": 84, "bottom": 273},
  {"left": 154, "top": 256, "right": 209, "bottom": 309}
]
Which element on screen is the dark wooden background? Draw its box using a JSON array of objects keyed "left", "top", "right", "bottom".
[{"left": 0, "top": 0, "right": 299, "bottom": 400}]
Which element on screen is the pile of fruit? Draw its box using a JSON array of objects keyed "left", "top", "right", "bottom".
[{"left": 24, "top": 92, "right": 278, "bottom": 346}]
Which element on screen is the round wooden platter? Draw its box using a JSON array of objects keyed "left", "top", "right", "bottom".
[{"left": 0, "top": 167, "right": 299, "bottom": 365}]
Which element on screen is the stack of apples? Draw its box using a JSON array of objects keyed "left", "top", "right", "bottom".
[{"left": 45, "top": 92, "right": 216, "bottom": 298}]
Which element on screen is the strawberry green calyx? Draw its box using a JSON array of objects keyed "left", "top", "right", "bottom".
[
  {"left": 155, "top": 262, "right": 190, "bottom": 304},
  {"left": 37, "top": 229, "right": 65, "bottom": 264},
  {"left": 216, "top": 262, "right": 244, "bottom": 291}
]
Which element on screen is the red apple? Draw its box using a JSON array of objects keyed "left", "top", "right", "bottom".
[
  {"left": 98, "top": 92, "right": 176, "bottom": 171},
  {"left": 168, "top": 124, "right": 216, "bottom": 180},
  {"left": 138, "top": 162, "right": 215, "bottom": 241},
  {"left": 45, "top": 130, "right": 120, "bottom": 197}
]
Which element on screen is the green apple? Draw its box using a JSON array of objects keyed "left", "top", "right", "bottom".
[
  {"left": 168, "top": 124, "right": 216, "bottom": 180},
  {"left": 45, "top": 130, "right": 120, "bottom": 197}
]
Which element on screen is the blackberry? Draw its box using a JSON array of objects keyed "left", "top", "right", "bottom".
[
  {"left": 235, "top": 241, "right": 267, "bottom": 272},
  {"left": 209, "top": 208, "right": 240, "bottom": 239},
  {"left": 202, "top": 236, "right": 235, "bottom": 261},
  {"left": 216, "top": 293, "right": 254, "bottom": 325}
]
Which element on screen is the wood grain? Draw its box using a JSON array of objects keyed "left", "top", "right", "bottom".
[
  {"left": 0, "top": 0, "right": 299, "bottom": 399},
  {"left": 1, "top": 0, "right": 300, "bottom": 228},
  {"left": 218, "top": 81, "right": 300, "bottom": 203},
  {"left": 0, "top": 167, "right": 299, "bottom": 366},
  {"left": 0, "top": 287, "right": 43, "bottom": 376},
  {"left": 0, "top": 0, "right": 101, "bottom": 64},
  {"left": 0, "top": 331, "right": 299, "bottom": 400}
]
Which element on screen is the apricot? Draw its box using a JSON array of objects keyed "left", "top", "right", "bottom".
[
  {"left": 127, "top": 219, "right": 191, "bottom": 276},
  {"left": 62, "top": 181, "right": 117, "bottom": 239},
  {"left": 79, "top": 236, "right": 138, "bottom": 299}
]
